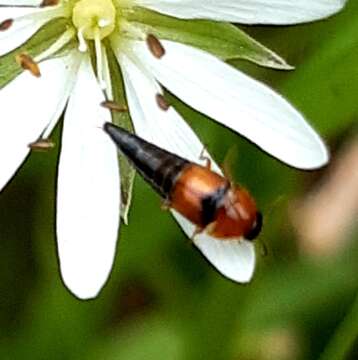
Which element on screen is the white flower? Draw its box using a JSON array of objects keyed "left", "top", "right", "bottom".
[{"left": 0, "top": 0, "right": 345, "bottom": 299}]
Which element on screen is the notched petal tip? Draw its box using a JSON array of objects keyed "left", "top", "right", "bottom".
[
  {"left": 193, "top": 233, "right": 256, "bottom": 283},
  {"left": 172, "top": 211, "right": 256, "bottom": 284}
]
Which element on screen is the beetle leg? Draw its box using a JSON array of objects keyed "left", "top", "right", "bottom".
[
  {"left": 258, "top": 239, "right": 269, "bottom": 257},
  {"left": 191, "top": 226, "right": 203, "bottom": 239},
  {"left": 160, "top": 199, "right": 171, "bottom": 211}
]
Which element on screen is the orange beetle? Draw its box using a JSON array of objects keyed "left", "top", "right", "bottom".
[{"left": 104, "top": 123, "right": 262, "bottom": 241}]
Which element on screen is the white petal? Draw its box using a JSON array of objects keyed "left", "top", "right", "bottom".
[
  {"left": 135, "top": 0, "right": 346, "bottom": 24},
  {"left": 175, "top": 213, "right": 255, "bottom": 282},
  {"left": 131, "top": 40, "right": 328, "bottom": 169},
  {"left": 0, "top": 6, "right": 62, "bottom": 56},
  {"left": 117, "top": 49, "right": 255, "bottom": 282},
  {"left": 57, "top": 54, "right": 120, "bottom": 300},
  {"left": 0, "top": 52, "right": 78, "bottom": 191},
  {"left": 117, "top": 52, "right": 205, "bottom": 163},
  {"left": 0, "top": 1, "right": 42, "bottom": 5}
]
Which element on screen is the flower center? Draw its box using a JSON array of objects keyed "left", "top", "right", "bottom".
[{"left": 72, "top": 0, "right": 116, "bottom": 46}]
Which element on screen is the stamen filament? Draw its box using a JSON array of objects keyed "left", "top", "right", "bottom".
[
  {"left": 101, "top": 46, "right": 113, "bottom": 97},
  {"left": 36, "top": 28, "right": 75, "bottom": 62},
  {"left": 77, "top": 27, "right": 88, "bottom": 52},
  {"left": 94, "top": 26, "right": 106, "bottom": 89}
]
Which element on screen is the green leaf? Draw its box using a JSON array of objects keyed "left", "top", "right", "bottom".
[
  {"left": 0, "top": 18, "right": 68, "bottom": 89},
  {"left": 106, "top": 44, "right": 135, "bottom": 224},
  {"left": 240, "top": 247, "right": 358, "bottom": 331},
  {"left": 88, "top": 316, "right": 183, "bottom": 360},
  {"left": 126, "top": 7, "right": 292, "bottom": 70},
  {"left": 280, "top": 0, "right": 358, "bottom": 136}
]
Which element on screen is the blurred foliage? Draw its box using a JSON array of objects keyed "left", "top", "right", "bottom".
[{"left": 0, "top": 2, "right": 358, "bottom": 360}]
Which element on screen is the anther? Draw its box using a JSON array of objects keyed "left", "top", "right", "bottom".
[
  {"left": 101, "top": 100, "right": 128, "bottom": 112},
  {"left": 0, "top": 19, "right": 13, "bottom": 31},
  {"left": 29, "top": 138, "right": 55, "bottom": 151},
  {"left": 156, "top": 94, "right": 170, "bottom": 111},
  {"left": 40, "top": 0, "right": 60, "bottom": 6},
  {"left": 16, "top": 54, "right": 41, "bottom": 77},
  {"left": 146, "top": 34, "right": 165, "bottom": 59}
]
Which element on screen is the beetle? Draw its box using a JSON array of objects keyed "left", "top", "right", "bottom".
[{"left": 104, "top": 123, "right": 262, "bottom": 241}]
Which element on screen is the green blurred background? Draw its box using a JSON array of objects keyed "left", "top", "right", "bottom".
[{"left": 0, "top": 2, "right": 357, "bottom": 359}]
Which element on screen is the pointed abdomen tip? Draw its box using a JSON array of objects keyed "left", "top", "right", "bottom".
[{"left": 103, "top": 122, "right": 113, "bottom": 134}]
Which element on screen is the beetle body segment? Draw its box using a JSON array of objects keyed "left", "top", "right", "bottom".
[
  {"left": 104, "top": 123, "right": 188, "bottom": 199},
  {"left": 104, "top": 123, "right": 262, "bottom": 240},
  {"left": 170, "top": 164, "right": 228, "bottom": 228}
]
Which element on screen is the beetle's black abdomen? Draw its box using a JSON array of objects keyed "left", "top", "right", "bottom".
[{"left": 104, "top": 123, "right": 189, "bottom": 199}]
